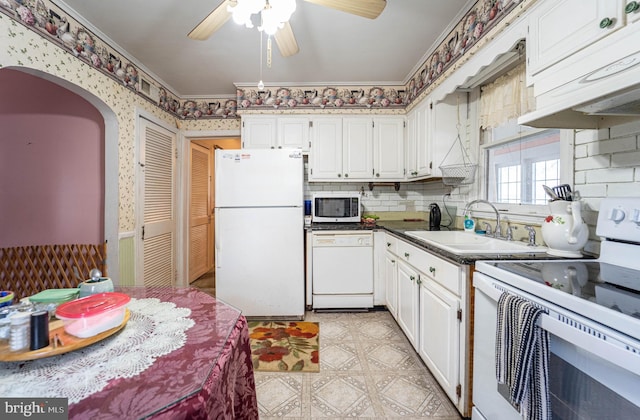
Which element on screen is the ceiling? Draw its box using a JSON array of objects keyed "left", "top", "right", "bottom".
[{"left": 57, "top": 0, "right": 473, "bottom": 97}]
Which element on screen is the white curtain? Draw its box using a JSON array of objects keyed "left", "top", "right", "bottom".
[{"left": 479, "top": 63, "right": 534, "bottom": 129}]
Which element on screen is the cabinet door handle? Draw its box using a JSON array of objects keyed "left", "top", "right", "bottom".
[
  {"left": 599, "top": 17, "right": 614, "bottom": 28},
  {"left": 626, "top": 1, "right": 640, "bottom": 13},
  {"left": 386, "top": 242, "right": 391, "bottom": 247},
  {"left": 416, "top": 277, "right": 422, "bottom": 285},
  {"left": 344, "top": 173, "right": 349, "bottom": 178},
  {"left": 429, "top": 266, "right": 436, "bottom": 274},
  {"left": 375, "top": 173, "right": 380, "bottom": 177},
  {"left": 391, "top": 259, "right": 396, "bottom": 263},
  {"left": 404, "top": 252, "right": 410, "bottom": 258},
  {"left": 409, "top": 275, "right": 415, "bottom": 282},
  {"left": 337, "top": 174, "right": 342, "bottom": 177},
  {"left": 270, "top": 146, "right": 275, "bottom": 149}
]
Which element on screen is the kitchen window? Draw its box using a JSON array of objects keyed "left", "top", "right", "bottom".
[
  {"left": 478, "top": 61, "right": 573, "bottom": 217},
  {"left": 487, "top": 128, "right": 561, "bottom": 205}
]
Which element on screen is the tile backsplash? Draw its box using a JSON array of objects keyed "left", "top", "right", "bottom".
[{"left": 303, "top": 155, "right": 454, "bottom": 222}]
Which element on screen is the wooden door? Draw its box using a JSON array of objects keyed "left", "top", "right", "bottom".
[
  {"left": 189, "top": 143, "right": 212, "bottom": 282},
  {"left": 137, "top": 117, "right": 176, "bottom": 287}
]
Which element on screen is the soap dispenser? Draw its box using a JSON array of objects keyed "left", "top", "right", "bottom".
[{"left": 464, "top": 215, "right": 475, "bottom": 232}]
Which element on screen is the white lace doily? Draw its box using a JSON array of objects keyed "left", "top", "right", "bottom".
[{"left": 0, "top": 297, "right": 194, "bottom": 403}]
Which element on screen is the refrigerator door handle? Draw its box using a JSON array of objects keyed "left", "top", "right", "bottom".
[{"left": 215, "top": 208, "right": 221, "bottom": 268}]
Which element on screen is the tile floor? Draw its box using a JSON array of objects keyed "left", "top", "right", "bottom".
[
  {"left": 190, "top": 269, "right": 215, "bottom": 296},
  {"left": 191, "top": 271, "right": 462, "bottom": 419}
]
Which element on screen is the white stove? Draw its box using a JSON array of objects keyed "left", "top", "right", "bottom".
[{"left": 472, "top": 197, "right": 640, "bottom": 420}]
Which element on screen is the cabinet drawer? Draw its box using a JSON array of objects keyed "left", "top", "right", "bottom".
[
  {"left": 397, "top": 240, "right": 431, "bottom": 273},
  {"left": 385, "top": 234, "right": 398, "bottom": 255},
  {"left": 422, "top": 256, "right": 461, "bottom": 296},
  {"left": 397, "top": 240, "right": 461, "bottom": 296}
]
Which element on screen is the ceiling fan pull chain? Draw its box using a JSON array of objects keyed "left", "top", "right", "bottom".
[
  {"left": 258, "top": 31, "right": 265, "bottom": 90},
  {"left": 267, "top": 36, "right": 273, "bottom": 68}
]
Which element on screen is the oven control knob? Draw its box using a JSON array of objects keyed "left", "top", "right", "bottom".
[{"left": 609, "top": 207, "right": 626, "bottom": 223}]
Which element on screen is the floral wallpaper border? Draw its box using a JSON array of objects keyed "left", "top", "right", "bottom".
[
  {"left": 403, "top": 0, "right": 523, "bottom": 104},
  {"left": 1, "top": 0, "right": 522, "bottom": 117},
  {"left": 236, "top": 0, "right": 523, "bottom": 110}
]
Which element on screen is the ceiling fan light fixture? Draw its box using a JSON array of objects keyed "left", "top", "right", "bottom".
[
  {"left": 228, "top": 0, "right": 263, "bottom": 27},
  {"left": 229, "top": 0, "right": 297, "bottom": 35}
]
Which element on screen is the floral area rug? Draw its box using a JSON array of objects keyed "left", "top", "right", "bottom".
[{"left": 248, "top": 321, "right": 319, "bottom": 372}]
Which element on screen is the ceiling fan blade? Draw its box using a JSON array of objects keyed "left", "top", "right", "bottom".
[
  {"left": 188, "top": 0, "right": 235, "bottom": 40},
  {"left": 274, "top": 22, "right": 299, "bottom": 57},
  {"left": 303, "top": 0, "right": 386, "bottom": 19}
]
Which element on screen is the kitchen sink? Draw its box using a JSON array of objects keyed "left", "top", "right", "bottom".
[{"left": 404, "top": 230, "right": 548, "bottom": 255}]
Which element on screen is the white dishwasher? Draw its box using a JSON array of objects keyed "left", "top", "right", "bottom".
[{"left": 311, "top": 230, "right": 374, "bottom": 309}]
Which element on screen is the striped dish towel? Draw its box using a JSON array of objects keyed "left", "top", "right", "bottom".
[{"left": 496, "top": 292, "right": 550, "bottom": 420}]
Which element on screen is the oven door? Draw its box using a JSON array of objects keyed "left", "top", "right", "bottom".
[{"left": 472, "top": 272, "right": 640, "bottom": 420}]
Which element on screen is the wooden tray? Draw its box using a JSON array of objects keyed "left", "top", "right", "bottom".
[{"left": 0, "top": 309, "right": 130, "bottom": 362}]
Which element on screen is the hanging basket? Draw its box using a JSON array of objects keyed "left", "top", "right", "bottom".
[
  {"left": 438, "top": 133, "right": 477, "bottom": 186},
  {"left": 439, "top": 163, "right": 478, "bottom": 186}
]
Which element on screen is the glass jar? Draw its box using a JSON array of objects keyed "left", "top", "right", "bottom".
[{"left": 9, "top": 312, "right": 31, "bottom": 351}]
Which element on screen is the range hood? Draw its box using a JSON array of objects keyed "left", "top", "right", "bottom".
[
  {"left": 519, "top": 50, "right": 640, "bottom": 129},
  {"left": 573, "top": 84, "right": 640, "bottom": 115}
]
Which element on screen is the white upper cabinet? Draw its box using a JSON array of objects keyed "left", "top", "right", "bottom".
[
  {"left": 373, "top": 117, "right": 405, "bottom": 180},
  {"left": 527, "top": 0, "right": 626, "bottom": 77},
  {"left": 277, "top": 117, "right": 310, "bottom": 151},
  {"left": 406, "top": 100, "right": 432, "bottom": 180},
  {"left": 242, "top": 115, "right": 309, "bottom": 151},
  {"left": 309, "top": 117, "right": 344, "bottom": 180},
  {"left": 241, "top": 116, "right": 277, "bottom": 149},
  {"left": 309, "top": 115, "right": 405, "bottom": 182},
  {"left": 521, "top": 0, "right": 640, "bottom": 127},
  {"left": 343, "top": 117, "right": 374, "bottom": 180}
]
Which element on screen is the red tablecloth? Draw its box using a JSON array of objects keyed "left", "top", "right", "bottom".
[{"left": 69, "top": 287, "right": 258, "bottom": 420}]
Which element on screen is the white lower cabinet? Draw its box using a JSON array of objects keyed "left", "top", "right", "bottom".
[
  {"left": 419, "top": 279, "right": 460, "bottom": 404},
  {"left": 381, "top": 232, "right": 470, "bottom": 417},
  {"left": 384, "top": 251, "right": 398, "bottom": 318},
  {"left": 396, "top": 260, "right": 419, "bottom": 348}
]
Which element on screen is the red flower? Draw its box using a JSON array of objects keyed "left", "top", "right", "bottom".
[
  {"left": 311, "top": 350, "right": 319, "bottom": 364},
  {"left": 253, "top": 345, "right": 290, "bottom": 362},
  {"left": 545, "top": 216, "right": 553, "bottom": 223},
  {"left": 250, "top": 327, "right": 289, "bottom": 341},
  {"left": 285, "top": 322, "right": 319, "bottom": 338}
]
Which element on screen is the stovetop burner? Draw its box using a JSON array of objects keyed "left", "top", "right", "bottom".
[{"left": 487, "top": 260, "right": 640, "bottom": 320}]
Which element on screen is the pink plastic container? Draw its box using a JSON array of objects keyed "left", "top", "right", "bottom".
[{"left": 55, "top": 292, "right": 130, "bottom": 338}]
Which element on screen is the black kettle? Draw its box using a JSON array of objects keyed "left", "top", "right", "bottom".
[{"left": 429, "top": 203, "right": 441, "bottom": 231}]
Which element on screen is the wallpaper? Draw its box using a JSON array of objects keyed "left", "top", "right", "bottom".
[
  {"left": 0, "top": 0, "right": 525, "bottom": 118},
  {"left": 0, "top": 0, "right": 527, "bottom": 231},
  {"left": 0, "top": 14, "right": 168, "bottom": 232}
]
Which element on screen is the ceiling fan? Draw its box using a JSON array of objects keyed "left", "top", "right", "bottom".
[{"left": 188, "top": 0, "right": 386, "bottom": 57}]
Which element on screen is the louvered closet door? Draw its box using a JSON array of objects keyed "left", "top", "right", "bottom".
[
  {"left": 189, "top": 143, "right": 211, "bottom": 282},
  {"left": 138, "top": 118, "right": 176, "bottom": 287}
]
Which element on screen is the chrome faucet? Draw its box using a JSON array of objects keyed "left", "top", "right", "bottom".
[
  {"left": 524, "top": 225, "right": 537, "bottom": 246},
  {"left": 463, "top": 199, "right": 501, "bottom": 238}
]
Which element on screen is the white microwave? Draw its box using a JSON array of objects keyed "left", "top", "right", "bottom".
[{"left": 312, "top": 193, "right": 361, "bottom": 223}]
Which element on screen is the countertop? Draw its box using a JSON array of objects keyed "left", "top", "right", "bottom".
[{"left": 307, "top": 220, "right": 590, "bottom": 265}]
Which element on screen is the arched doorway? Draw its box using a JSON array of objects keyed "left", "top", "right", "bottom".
[{"left": 0, "top": 67, "right": 119, "bottom": 276}]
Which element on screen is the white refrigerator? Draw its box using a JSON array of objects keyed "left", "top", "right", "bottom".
[{"left": 214, "top": 149, "right": 305, "bottom": 318}]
